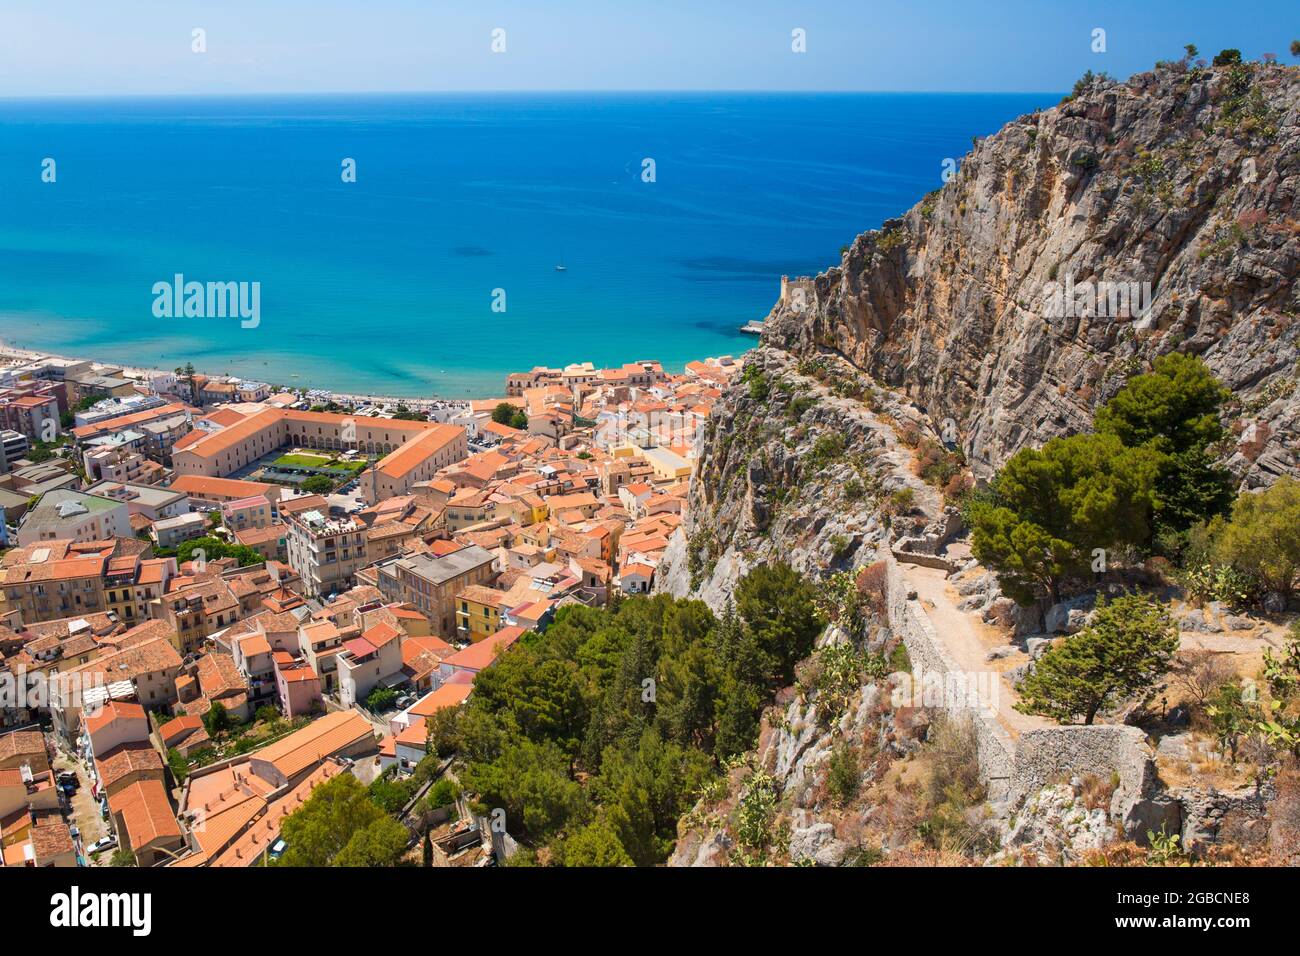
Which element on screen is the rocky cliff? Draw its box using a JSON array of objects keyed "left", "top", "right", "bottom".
[
  {"left": 662, "top": 58, "right": 1298, "bottom": 867},
  {"left": 762, "top": 61, "right": 1299, "bottom": 485}
]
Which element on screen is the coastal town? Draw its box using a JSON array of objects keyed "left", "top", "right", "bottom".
[{"left": 0, "top": 343, "right": 742, "bottom": 868}]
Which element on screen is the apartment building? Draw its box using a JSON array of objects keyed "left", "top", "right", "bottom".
[
  {"left": 16, "top": 489, "right": 132, "bottom": 546},
  {"left": 337, "top": 620, "right": 404, "bottom": 709},
  {"left": 0, "top": 549, "right": 109, "bottom": 625},
  {"left": 1, "top": 393, "right": 60, "bottom": 441},
  {"left": 372, "top": 545, "right": 496, "bottom": 637},
  {"left": 152, "top": 512, "right": 207, "bottom": 549},
  {"left": 167, "top": 475, "right": 280, "bottom": 507},
  {"left": 84, "top": 480, "right": 190, "bottom": 522},
  {"left": 221, "top": 494, "right": 273, "bottom": 532},
  {"left": 285, "top": 509, "right": 369, "bottom": 599},
  {"left": 158, "top": 576, "right": 241, "bottom": 656},
  {"left": 71, "top": 400, "right": 188, "bottom": 445},
  {"left": 0, "top": 429, "right": 29, "bottom": 472}
]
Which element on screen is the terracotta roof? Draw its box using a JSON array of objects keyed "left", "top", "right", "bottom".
[
  {"left": 442, "top": 625, "right": 523, "bottom": 672},
  {"left": 361, "top": 620, "right": 402, "bottom": 650},
  {"left": 29, "top": 818, "right": 75, "bottom": 862},
  {"left": 0, "top": 730, "right": 45, "bottom": 763},
  {"left": 376, "top": 424, "right": 464, "bottom": 479},
  {"left": 84, "top": 700, "right": 147, "bottom": 736},
  {"left": 250, "top": 710, "right": 373, "bottom": 781},
  {"left": 95, "top": 740, "right": 164, "bottom": 791},
  {"left": 158, "top": 714, "right": 206, "bottom": 748},
  {"left": 109, "top": 778, "right": 181, "bottom": 848},
  {"left": 169, "top": 475, "right": 274, "bottom": 499},
  {"left": 408, "top": 682, "right": 471, "bottom": 718}
]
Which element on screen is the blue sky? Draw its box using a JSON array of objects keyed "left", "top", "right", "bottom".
[{"left": 1, "top": 0, "right": 1295, "bottom": 96}]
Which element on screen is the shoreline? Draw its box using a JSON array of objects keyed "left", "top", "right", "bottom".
[
  {"left": 0, "top": 340, "right": 508, "bottom": 408},
  {"left": 0, "top": 338, "right": 745, "bottom": 411}
]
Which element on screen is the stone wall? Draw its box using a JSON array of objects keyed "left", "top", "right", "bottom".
[
  {"left": 889, "top": 549, "right": 960, "bottom": 573},
  {"left": 883, "top": 554, "right": 1016, "bottom": 801},
  {"left": 1012, "top": 725, "right": 1163, "bottom": 838},
  {"left": 882, "top": 553, "right": 1160, "bottom": 829}
]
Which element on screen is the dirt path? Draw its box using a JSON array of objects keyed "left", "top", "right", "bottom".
[
  {"left": 804, "top": 353, "right": 1048, "bottom": 738},
  {"left": 899, "top": 561, "right": 1051, "bottom": 740}
]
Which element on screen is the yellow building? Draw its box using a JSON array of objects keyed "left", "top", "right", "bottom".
[{"left": 454, "top": 584, "right": 508, "bottom": 643}]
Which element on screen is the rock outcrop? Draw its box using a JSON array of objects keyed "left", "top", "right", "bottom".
[{"left": 761, "top": 62, "right": 1299, "bottom": 485}]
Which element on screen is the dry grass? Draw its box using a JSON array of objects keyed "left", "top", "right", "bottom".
[{"left": 1078, "top": 772, "right": 1118, "bottom": 811}]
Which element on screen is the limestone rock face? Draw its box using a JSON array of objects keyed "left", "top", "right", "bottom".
[
  {"left": 761, "top": 64, "right": 1300, "bottom": 487},
  {"left": 656, "top": 347, "right": 926, "bottom": 604}
]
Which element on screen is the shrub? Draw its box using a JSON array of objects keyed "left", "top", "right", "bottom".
[
  {"left": 917, "top": 715, "right": 996, "bottom": 857},
  {"left": 426, "top": 778, "right": 460, "bottom": 811},
  {"left": 885, "top": 486, "right": 915, "bottom": 516},
  {"left": 1212, "top": 478, "right": 1300, "bottom": 602},
  {"left": 826, "top": 739, "right": 862, "bottom": 806},
  {"left": 857, "top": 560, "right": 890, "bottom": 616},
  {"left": 808, "top": 432, "right": 846, "bottom": 469},
  {"left": 366, "top": 687, "right": 399, "bottom": 712},
  {"left": 734, "top": 767, "right": 778, "bottom": 853},
  {"left": 1170, "top": 649, "right": 1238, "bottom": 715}
]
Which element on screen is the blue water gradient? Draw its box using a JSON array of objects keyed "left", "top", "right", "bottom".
[{"left": 0, "top": 92, "right": 1057, "bottom": 396}]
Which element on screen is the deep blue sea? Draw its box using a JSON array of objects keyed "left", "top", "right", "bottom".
[{"left": 0, "top": 93, "right": 1057, "bottom": 397}]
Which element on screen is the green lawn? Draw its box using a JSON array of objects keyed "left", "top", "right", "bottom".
[{"left": 273, "top": 453, "right": 334, "bottom": 469}]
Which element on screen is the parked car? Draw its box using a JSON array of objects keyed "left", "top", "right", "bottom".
[
  {"left": 88, "top": 836, "right": 117, "bottom": 855},
  {"left": 57, "top": 770, "right": 79, "bottom": 785}
]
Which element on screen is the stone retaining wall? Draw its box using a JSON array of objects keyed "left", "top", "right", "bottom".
[
  {"left": 889, "top": 549, "right": 961, "bottom": 573},
  {"left": 883, "top": 554, "right": 1016, "bottom": 801},
  {"left": 882, "top": 552, "right": 1158, "bottom": 828}
]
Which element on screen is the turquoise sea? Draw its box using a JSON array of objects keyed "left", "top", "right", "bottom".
[{"left": 0, "top": 93, "right": 1057, "bottom": 397}]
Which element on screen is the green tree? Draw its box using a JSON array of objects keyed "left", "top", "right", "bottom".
[
  {"left": 558, "top": 812, "right": 634, "bottom": 866},
  {"left": 491, "top": 402, "right": 517, "bottom": 425},
  {"left": 1212, "top": 48, "right": 1243, "bottom": 66},
  {"left": 277, "top": 774, "right": 410, "bottom": 867},
  {"left": 589, "top": 728, "right": 712, "bottom": 866},
  {"left": 365, "top": 687, "right": 398, "bottom": 712},
  {"left": 509, "top": 410, "right": 529, "bottom": 430},
  {"left": 368, "top": 771, "right": 415, "bottom": 814},
  {"left": 175, "top": 363, "right": 197, "bottom": 401},
  {"left": 1095, "top": 353, "right": 1234, "bottom": 536},
  {"left": 970, "top": 433, "right": 1161, "bottom": 603},
  {"left": 1212, "top": 478, "right": 1300, "bottom": 602},
  {"left": 301, "top": 475, "right": 335, "bottom": 495},
  {"left": 459, "top": 738, "right": 585, "bottom": 842},
  {"left": 391, "top": 404, "right": 427, "bottom": 421},
  {"left": 203, "top": 701, "right": 232, "bottom": 737},
  {"left": 1015, "top": 594, "right": 1178, "bottom": 724},
  {"left": 1095, "top": 353, "right": 1228, "bottom": 452},
  {"left": 177, "top": 535, "right": 262, "bottom": 568},
  {"left": 166, "top": 747, "right": 189, "bottom": 784},
  {"left": 425, "top": 705, "right": 463, "bottom": 758},
  {"left": 109, "top": 847, "right": 137, "bottom": 867},
  {"left": 734, "top": 562, "right": 823, "bottom": 687}
]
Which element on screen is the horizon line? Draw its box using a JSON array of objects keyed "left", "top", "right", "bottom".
[{"left": 0, "top": 87, "right": 1068, "bottom": 102}]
